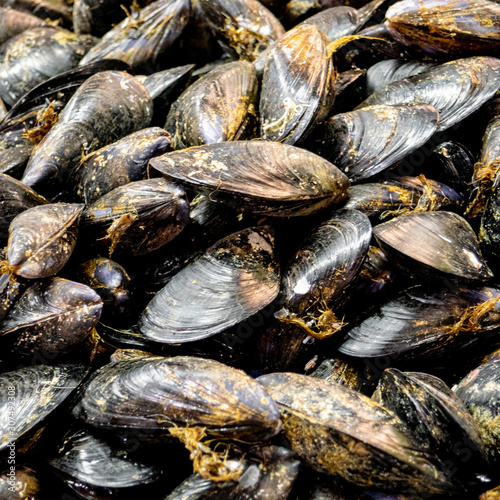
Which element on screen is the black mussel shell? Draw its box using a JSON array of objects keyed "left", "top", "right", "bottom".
[
  {"left": 315, "top": 104, "right": 439, "bottom": 182},
  {"left": 0, "top": 27, "right": 95, "bottom": 107},
  {"left": 260, "top": 24, "right": 335, "bottom": 146},
  {"left": 417, "top": 141, "right": 475, "bottom": 201},
  {"left": 0, "top": 277, "right": 102, "bottom": 361},
  {"left": 358, "top": 56, "right": 500, "bottom": 132},
  {"left": 0, "top": 364, "right": 87, "bottom": 454},
  {"left": 344, "top": 175, "right": 463, "bottom": 220},
  {"left": 73, "top": 257, "right": 131, "bottom": 323},
  {"left": 339, "top": 284, "right": 500, "bottom": 361},
  {"left": 151, "top": 141, "right": 350, "bottom": 217},
  {"left": 166, "top": 61, "right": 257, "bottom": 150},
  {"left": 3, "top": 59, "right": 132, "bottom": 124},
  {"left": 0, "top": 173, "right": 47, "bottom": 243},
  {"left": 257, "top": 372, "right": 457, "bottom": 495},
  {"left": 199, "top": 0, "right": 284, "bottom": 62},
  {"left": 372, "top": 368, "right": 490, "bottom": 488},
  {"left": 0, "top": 465, "right": 40, "bottom": 499},
  {"left": 74, "top": 355, "right": 282, "bottom": 442},
  {"left": 0, "top": 7, "right": 45, "bottom": 44},
  {"left": 21, "top": 71, "right": 153, "bottom": 196},
  {"left": 79, "top": 0, "right": 191, "bottom": 72},
  {"left": 82, "top": 178, "right": 189, "bottom": 257},
  {"left": 298, "top": 6, "right": 359, "bottom": 42},
  {"left": 49, "top": 427, "right": 164, "bottom": 492},
  {"left": 71, "top": 127, "right": 171, "bottom": 204},
  {"left": 138, "top": 225, "right": 280, "bottom": 343},
  {"left": 310, "top": 354, "right": 378, "bottom": 395},
  {"left": 6, "top": 203, "right": 83, "bottom": 279},
  {"left": 386, "top": 0, "right": 500, "bottom": 57},
  {"left": 373, "top": 211, "right": 492, "bottom": 281},
  {"left": 0, "top": 145, "right": 33, "bottom": 179},
  {"left": 277, "top": 209, "right": 371, "bottom": 338},
  {"left": 454, "top": 359, "right": 500, "bottom": 462},
  {"left": 364, "top": 59, "right": 437, "bottom": 97}
]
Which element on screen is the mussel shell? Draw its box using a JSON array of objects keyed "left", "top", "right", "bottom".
[
  {"left": 372, "top": 368, "right": 490, "bottom": 487},
  {"left": 49, "top": 427, "right": 163, "bottom": 489},
  {"left": 166, "top": 61, "right": 257, "bottom": 150},
  {"left": 298, "top": 6, "right": 359, "bottom": 41},
  {"left": 257, "top": 372, "right": 456, "bottom": 494},
  {"left": 150, "top": 141, "right": 350, "bottom": 217},
  {"left": 454, "top": 359, "right": 500, "bottom": 461},
  {"left": 344, "top": 176, "right": 463, "bottom": 220},
  {"left": 0, "top": 363, "right": 87, "bottom": 454},
  {"left": 82, "top": 178, "right": 189, "bottom": 257},
  {"left": 21, "top": 71, "right": 153, "bottom": 195},
  {"left": 0, "top": 277, "right": 103, "bottom": 361},
  {"left": 71, "top": 127, "right": 171, "bottom": 204},
  {"left": 357, "top": 56, "right": 500, "bottom": 132},
  {"left": 3, "top": 59, "right": 132, "bottom": 124},
  {"left": 385, "top": 0, "right": 500, "bottom": 57},
  {"left": 74, "top": 355, "right": 282, "bottom": 442},
  {"left": 0, "top": 173, "right": 47, "bottom": 243},
  {"left": 138, "top": 225, "right": 279, "bottom": 343},
  {"left": 0, "top": 7, "right": 45, "bottom": 44},
  {"left": 79, "top": 0, "right": 191, "bottom": 72},
  {"left": 7, "top": 203, "right": 83, "bottom": 279},
  {"left": 73, "top": 257, "right": 131, "bottom": 322},
  {"left": 418, "top": 141, "right": 475, "bottom": 200},
  {"left": 339, "top": 285, "right": 500, "bottom": 360},
  {"left": 0, "top": 145, "right": 33, "bottom": 179},
  {"left": 0, "top": 27, "right": 95, "bottom": 107},
  {"left": 315, "top": 104, "right": 439, "bottom": 182},
  {"left": 373, "top": 211, "right": 492, "bottom": 281},
  {"left": 364, "top": 59, "right": 437, "bottom": 97},
  {"left": 260, "top": 24, "right": 335, "bottom": 145},
  {"left": 280, "top": 209, "right": 371, "bottom": 318},
  {"left": 199, "top": 0, "right": 284, "bottom": 62}
]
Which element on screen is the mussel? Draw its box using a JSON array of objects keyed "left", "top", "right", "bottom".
[
  {"left": 0, "top": 7, "right": 45, "bottom": 44},
  {"left": 0, "top": 277, "right": 102, "bottom": 361},
  {"left": 21, "top": 71, "right": 153, "bottom": 196},
  {"left": 74, "top": 355, "right": 282, "bottom": 442},
  {"left": 166, "top": 61, "right": 258, "bottom": 150},
  {"left": 259, "top": 24, "right": 335, "bottom": 145},
  {"left": 358, "top": 56, "right": 500, "bottom": 132},
  {"left": 138, "top": 225, "right": 280, "bottom": 343},
  {"left": 0, "top": 27, "right": 95, "bottom": 107},
  {"left": 150, "top": 141, "right": 350, "bottom": 217},
  {"left": 257, "top": 372, "right": 457, "bottom": 494},
  {"left": 81, "top": 178, "right": 189, "bottom": 257},
  {"left": 79, "top": 0, "right": 191, "bottom": 72}
]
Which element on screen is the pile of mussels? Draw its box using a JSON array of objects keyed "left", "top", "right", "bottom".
[{"left": 3, "top": 0, "right": 500, "bottom": 497}]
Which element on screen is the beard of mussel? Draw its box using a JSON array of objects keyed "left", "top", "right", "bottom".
[
  {"left": 275, "top": 300, "right": 347, "bottom": 340},
  {"left": 466, "top": 160, "right": 500, "bottom": 219}
]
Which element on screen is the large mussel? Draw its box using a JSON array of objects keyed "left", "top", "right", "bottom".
[
  {"left": 138, "top": 225, "right": 279, "bottom": 343},
  {"left": 150, "top": 141, "right": 350, "bottom": 217},
  {"left": 21, "top": 71, "right": 153, "bottom": 196},
  {"left": 74, "top": 355, "right": 282, "bottom": 442}
]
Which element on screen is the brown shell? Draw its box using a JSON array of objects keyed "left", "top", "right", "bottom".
[{"left": 7, "top": 203, "right": 83, "bottom": 279}]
